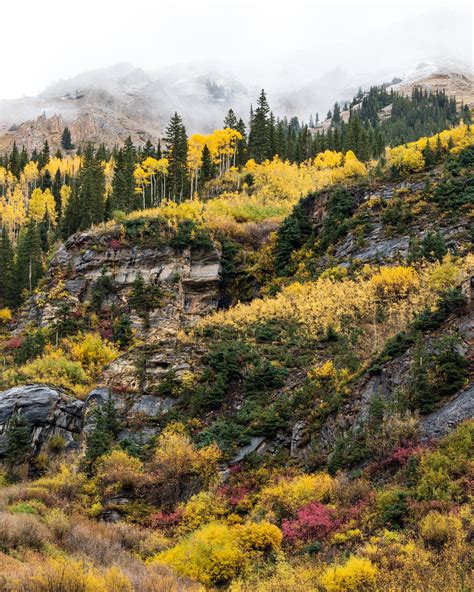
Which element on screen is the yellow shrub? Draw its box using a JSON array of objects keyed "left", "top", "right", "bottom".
[
  {"left": 256, "top": 473, "right": 333, "bottom": 520},
  {"left": 420, "top": 511, "right": 463, "bottom": 548},
  {"left": 234, "top": 521, "right": 282, "bottom": 554},
  {"left": 370, "top": 266, "right": 419, "bottom": 299},
  {"left": 66, "top": 332, "right": 119, "bottom": 375},
  {"left": 153, "top": 424, "right": 220, "bottom": 487},
  {"left": 427, "top": 257, "right": 463, "bottom": 292},
  {"left": 155, "top": 520, "right": 281, "bottom": 585},
  {"left": 155, "top": 522, "right": 243, "bottom": 585},
  {"left": 320, "top": 556, "right": 377, "bottom": 591},
  {"left": 180, "top": 490, "right": 229, "bottom": 532},
  {"left": 0, "top": 308, "right": 12, "bottom": 324},
  {"left": 34, "top": 464, "right": 86, "bottom": 500},
  {"left": 96, "top": 449, "right": 143, "bottom": 491}
]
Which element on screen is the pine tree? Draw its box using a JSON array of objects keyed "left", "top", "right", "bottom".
[
  {"left": 61, "top": 127, "right": 73, "bottom": 150},
  {"left": 52, "top": 170, "right": 62, "bottom": 219},
  {"left": 248, "top": 89, "right": 270, "bottom": 163},
  {"left": 235, "top": 119, "right": 247, "bottom": 166},
  {"left": 6, "top": 414, "right": 31, "bottom": 466},
  {"left": 16, "top": 222, "right": 44, "bottom": 295},
  {"left": 111, "top": 137, "right": 137, "bottom": 212},
  {"left": 224, "top": 109, "right": 238, "bottom": 129},
  {"left": 77, "top": 144, "right": 106, "bottom": 228},
  {"left": 8, "top": 143, "right": 21, "bottom": 178},
  {"left": 85, "top": 397, "right": 120, "bottom": 465},
  {"left": 201, "top": 144, "right": 215, "bottom": 182},
  {"left": 0, "top": 228, "right": 15, "bottom": 307},
  {"left": 38, "top": 140, "right": 50, "bottom": 169},
  {"left": 164, "top": 112, "right": 188, "bottom": 201},
  {"left": 332, "top": 102, "right": 341, "bottom": 125}
]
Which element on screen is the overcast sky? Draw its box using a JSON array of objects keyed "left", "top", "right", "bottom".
[{"left": 1, "top": 0, "right": 472, "bottom": 99}]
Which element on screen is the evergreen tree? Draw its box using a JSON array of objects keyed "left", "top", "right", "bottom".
[
  {"left": 248, "top": 89, "right": 270, "bottom": 163},
  {"left": 52, "top": 169, "right": 62, "bottom": 219},
  {"left": 41, "top": 169, "right": 52, "bottom": 191},
  {"left": 164, "top": 112, "right": 188, "bottom": 201},
  {"left": 111, "top": 137, "right": 136, "bottom": 212},
  {"left": 201, "top": 144, "right": 215, "bottom": 182},
  {"left": 224, "top": 109, "right": 238, "bottom": 129},
  {"left": 235, "top": 118, "right": 247, "bottom": 166},
  {"left": 332, "top": 102, "right": 341, "bottom": 125},
  {"left": 8, "top": 142, "right": 21, "bottom": 177},
  {"left": 0, "top": 228, "right": 15, "bottom": 307},
  {"left": 77, "top": 144, "right": 106, "bottom": 229},
  {"left": 16, "top": 222, "right": 43, "bottom": 295},
  {"left": 38, "top": 140, "right": 50, "bottom": 169},
  {"left": 61, "top": 127, "right": 73, "bottom": 150},
  {"left": 5, "top": 414, "right": 31, "bottom": 466},
  {"left": 85, "top": 397, "right": 120, "bottom": 465}
]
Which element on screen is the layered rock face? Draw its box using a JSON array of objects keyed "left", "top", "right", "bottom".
[
  {"left": 15, "top": 225, "right": 222, "bottom": 394},
  {"left": 0, "top": 385, "right": 84, "bottom": 460},
  {"left": 19, "top": 226, "right": 222, "bottom": 336}
]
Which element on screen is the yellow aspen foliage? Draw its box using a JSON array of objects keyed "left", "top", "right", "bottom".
[
  {"left": 0, "top": 186, "right": 27, "bottom": 239},
  {"left": 60, "top": 184, "right": 71, "bottom": 210},
  {"left": 387, "top": 145, "right": 425, "bottom": 174},
  {"left": 28, "top": 188, "right": 58, "bottom": 226},
  {"left": 199, "top": 258, "right": 472, "bottom": 362}
]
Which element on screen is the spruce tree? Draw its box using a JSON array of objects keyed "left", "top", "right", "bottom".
[
  {"left": 0, "top": 228, "right": 15, "bottom": 307},
  {"left": 38, "top": 140, "right": 50, "bottom": 169},
  {"left": 77, "top": 144, "right": 106, "bottom": 228},
  {"left": 16, "top": 222, "right": 44, "bottom": 295},
  {"left": 224, "top": 109, "right": 238, "bottom": 129},
  {"left": 111, "top": 137, "right": 137, "bottom": 212},
  {"left": 248, "top": 89, "right": 270, "bottom": 163},
  {"left": 61, "top": 127, "right": 73, "bottom": 150},
  {"left": 201, "top": 144, "right": 215, "bottom": 182},
  {"left": 6, "top": 414, "right": 31, "bottom": 466},
  {"left": 164, "top": 112, "right": 188, "bottom": 201}
]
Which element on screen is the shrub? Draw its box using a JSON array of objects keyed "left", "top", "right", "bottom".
[
  {"left": 34, "top": 464, "right": 86, "bottom": 501},
  {"left": 0, "top": 307, "right": 12, "bottom": 325},
  {"left": 256, "top": 473, "right": 333, "bottom": 521},
  {"left": 44, "top": 508, "right": 70, "bottom": 539},
  {"left": 179, "top": 490, "right": 229, "bottom": 532},
  {"left": 376, "top": 489, "right": 408, "bottom": 529},
  {"left": 282, "top": 501, "right": 339, "bottom": 543},
  {"left": 320, "top": 556, "right": 378, "bottom": 591},
  {"left": 155, "top": 522, "right": 243, "bottom": 585},
  {"left": 420, "top": 511, "right": 463, "bottom": 548},
  {"left": 234, "top": 521, "right": 282, "bottom": 554},
  {"left": 148, "top": 424, "right": 220, "bottom": 508},
  {"left": 96, "top": 449, "right": 144, "bottom": 492},
  {"left": 155, "top": 520, "right": 281, "bottom": 585},
  {"left": 11, "top": 558, "right": 132, "bottom": 592},
  {"left": 0, "top": 511, "right": 49, "bottom": 550}
]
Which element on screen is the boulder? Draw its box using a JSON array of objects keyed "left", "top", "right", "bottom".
[{"left": 0, "top": 384, "right": 84, "bottom": 458}]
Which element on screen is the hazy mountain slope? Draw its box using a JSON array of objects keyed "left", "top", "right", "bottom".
[{"left": 0, "top": 57, "right": 471, "bottom": 152}]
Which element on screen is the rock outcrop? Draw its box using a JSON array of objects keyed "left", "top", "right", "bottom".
[{"left": 0, "top": 384, "right": 84, "bottom": 459}]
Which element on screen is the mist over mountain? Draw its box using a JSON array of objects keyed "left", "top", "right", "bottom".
[{"left": 0, "top": 55, "right": 471, "bottom": 152}]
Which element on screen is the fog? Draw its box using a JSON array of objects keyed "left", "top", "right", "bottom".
[{"left": 1, "top": 0, "right": 472, "bottom": 100}]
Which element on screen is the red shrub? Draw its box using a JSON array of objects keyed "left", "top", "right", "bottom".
[
  {"left": 5, "top": 336, "right": 23, "bottom": 349},
  {"left": 149, "top": 508, "right": 184, "bottom": 531},
  {"left": 110, "top": 239, "right": 122, "bottom": 251},
  {"left": 282, "top": 502, "right": 339, "bottom": 543}
]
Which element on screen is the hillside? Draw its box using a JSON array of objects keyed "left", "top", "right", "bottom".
[{"left": 0, "top": 105, "right": 472, "bottom": 591}]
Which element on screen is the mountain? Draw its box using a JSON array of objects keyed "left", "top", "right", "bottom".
[{"left": 0, "top": 57, "right": 472, "bottom": 152}]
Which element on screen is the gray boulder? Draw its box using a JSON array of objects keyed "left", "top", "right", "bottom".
[{"left": 0, "top": 384, "right": 84, "bottom": 457}]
